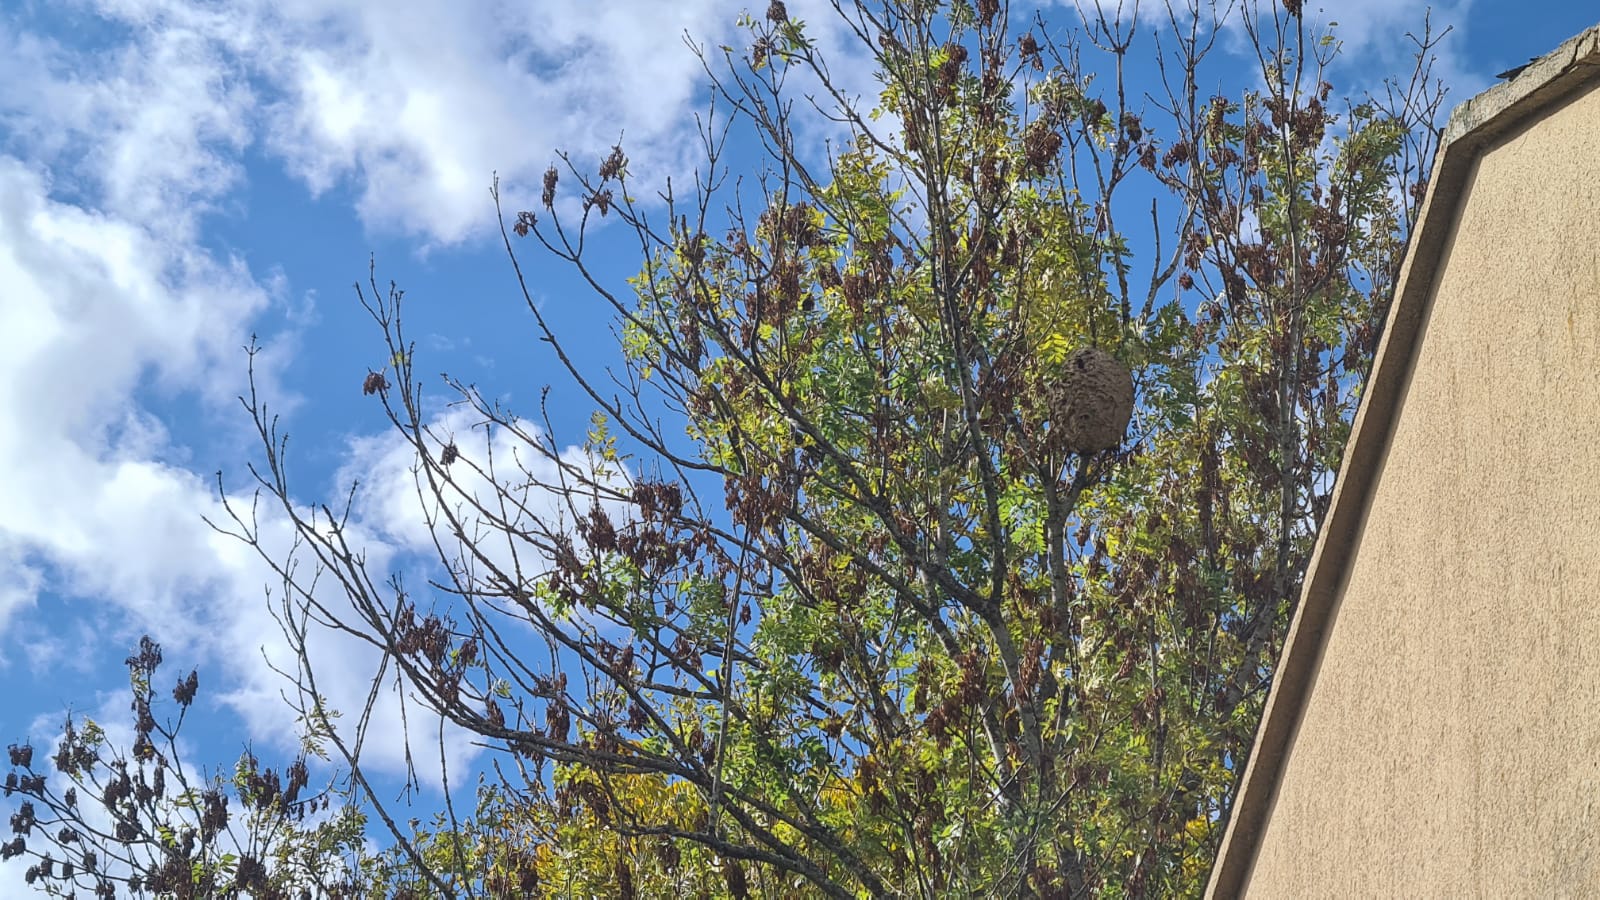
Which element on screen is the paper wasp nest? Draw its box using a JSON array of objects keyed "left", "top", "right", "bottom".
[{"left": 1053, "top": 347, "right": 1133, "bottom": 454}]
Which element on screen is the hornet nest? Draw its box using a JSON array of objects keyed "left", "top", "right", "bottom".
[{"left": 1052, "top": 347, "right": 1133, "bottom": 454}]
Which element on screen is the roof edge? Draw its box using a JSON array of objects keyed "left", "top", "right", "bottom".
[{"left": 1205, "top": 22, "right": 1600, "bottom": 898}]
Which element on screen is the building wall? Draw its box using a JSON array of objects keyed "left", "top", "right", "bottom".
[{"left": 1242, "top": 78, "right": 1600, "bottom": 895}]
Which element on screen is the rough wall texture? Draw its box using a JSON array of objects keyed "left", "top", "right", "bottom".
[{"left": 1241, "top": 76, "right": 1600, "bottom": 896}]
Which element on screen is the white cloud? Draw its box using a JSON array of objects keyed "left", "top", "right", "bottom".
[
  {"left": 0, "top": 549, "right": 44, "bottom": 638},
  {"left": 3, "top": 0, "right": 885, "bottom": 247},
  {"left": 0, "top": 149, "right": 450, "bottom": 781},
  {"left": 86, "top": 0, "right": 759, "bottom": 244},
  {"left": 1068, "top": 0, "right": 1484, "bottom": 109},
  {"left": 1218, "top": 0, "right": 1485, "bottom": 105},
  {"left": 203, "top": 503, "right": 482, "bottom": 782},
  {"left": 0, "top": 158, "right": 271, "bottom": 423},
  {"left": 336, "top": 403, "right": 630, "bottom": 561},
  {"left": 0, "top": 158, "right": 271, "bottom": 637},
  {"left": 0, "top": 0, "right": 771, "bottom": 792},
  {"left": 256, "top": 0, "right": 889, "bottom": 244},
  {"left": 0, "top": 11, "right": 254, "bottom": 240}
]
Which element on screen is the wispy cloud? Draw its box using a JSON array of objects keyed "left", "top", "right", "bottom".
[{"left": 0, "top": 157, "right": 273, "bottom": 639}]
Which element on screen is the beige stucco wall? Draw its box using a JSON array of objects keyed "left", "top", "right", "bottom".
[{"left": 1241, "top": 78, "right": 1600, "bottom": 895}]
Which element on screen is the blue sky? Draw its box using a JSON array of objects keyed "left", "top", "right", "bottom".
[{"left": 0, "top": 0, "right": 1595, "bottom": 887}]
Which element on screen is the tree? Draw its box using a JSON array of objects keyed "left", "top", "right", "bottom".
[
  {"left": 5, "top": 0, "right": 1447, "bottom": 895},
  {"left": 3, "top": 638, "right": 369, "bottom": 898}
]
